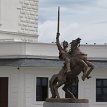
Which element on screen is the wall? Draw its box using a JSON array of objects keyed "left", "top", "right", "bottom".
[
  {"left": 0, "top": 66, "right": 63, "bottom": 107},
  {"left": 0, "top": 63, "right": 107, "bottom": 107},
  {"left": 79, "top": 67, "right": 107, "bottom": 107},
  {"left": 0, "top": 67, "right": 19, "bottom": 107},
  {"left": 18, "top": 65, "right": 107, "bottom": 107},
  {"left": 21, "top": 67, "right": 62, "bottom": 107}
]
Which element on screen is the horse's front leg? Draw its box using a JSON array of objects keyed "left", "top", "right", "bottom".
[
  {"left": 79, "top": 60, "right": 88, "bottom": 81},
  {"left": 85, "top": 61, "right": 94, "bottom": 79}
]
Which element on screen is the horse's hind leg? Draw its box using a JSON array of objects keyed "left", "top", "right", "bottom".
[
  {"left": 50, "top": 85, "right": 56, "bottom": 98},
  {"left": 49, "top": 80, "right": 56, "bottom": 98},
  {"left": 54, "top": 82, "right": 64, "bottom": 98},
  {"left": 49, "top": 74, "right": 58, "bottom": 98}
]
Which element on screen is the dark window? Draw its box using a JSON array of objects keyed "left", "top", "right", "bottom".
[
  {"left": 96, "top": 79, "right": 107, "bottom": 102},
  {"left": 36, "top": 77, "right": 48, "bottom": 101},
  {"left": 0, "top": 77, "right": 8, "bottom": 107},
  {"left": 65, "top": 81, "right": 78, "bottom": 98}
]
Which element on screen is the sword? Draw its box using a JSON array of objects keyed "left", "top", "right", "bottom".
[{"left": 57, "top": 6, "right": 60, "bottom": 36}]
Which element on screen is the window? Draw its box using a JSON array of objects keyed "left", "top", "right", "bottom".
[
  {"left": 96, "top": 79, "right": 107, "bottom": 102},
  {"left": 0, "top": 77, "right": 8, "bottom": 107},
  {"left": 36, "top": 77, "right": 48, "bottom": 101},
  {"left": 0, "top": 0, "right": 1, "bottom": 25},
  {"left": 65, "top": 81, "right": 78, "bottom": 98}
]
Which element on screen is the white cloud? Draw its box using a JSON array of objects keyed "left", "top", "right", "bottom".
[
  {"left": 38, "top": 20, "right": 107, "bottom": 44},
  {"left": 97, "top": 0, "right": 107, "bottom": 8},
  {"left": 38, "top": 0, "right": 107, "bottom": 44},
  {"left": 38, "top": 21, "right": 57, "bottom": 42}
]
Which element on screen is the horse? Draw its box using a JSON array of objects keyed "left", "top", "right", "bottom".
[
  {"left": 69, "top": 38, "right": 94, "bottom": 81},
  {"left": 49, "top": 38, "right": 94, "bottom": 98}
]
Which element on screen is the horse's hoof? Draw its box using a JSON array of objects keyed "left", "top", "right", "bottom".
[
  {"left": 74, "top": 99, "right": 77, "bottom": 103},
  {"left": 87, "top": 76, "right": 91, "bottom": 79}
]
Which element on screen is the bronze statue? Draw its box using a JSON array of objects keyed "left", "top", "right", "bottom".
[
  {"left": 49, "top": 7, "right": 94, "bottom": 99},
  {"left": 49, "top": 36, "right": 94, "bottom": 99}
]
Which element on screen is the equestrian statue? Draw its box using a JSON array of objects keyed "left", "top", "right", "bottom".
[{"left": 49, "top": 7, "right": 94, "bottom": 99}]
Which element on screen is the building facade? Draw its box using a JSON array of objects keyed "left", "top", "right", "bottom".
[{"left": 0, "top": 42, "right": 107, "bottom": 107}]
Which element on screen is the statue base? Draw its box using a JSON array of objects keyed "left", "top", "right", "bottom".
[
  {"left": 44, "top": 98, "right": 89, "bottom": 107},
  {"left": 46, "top": 98, "right": 89, "bottom": 103}
]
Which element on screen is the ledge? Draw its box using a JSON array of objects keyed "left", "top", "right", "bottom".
[{"left": 46, "top": 98, "right": 89, "bottom": 103}]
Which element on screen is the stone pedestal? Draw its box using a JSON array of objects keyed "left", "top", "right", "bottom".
[{"left": 44, "top": 98, "right": 89, "bottom": 107}]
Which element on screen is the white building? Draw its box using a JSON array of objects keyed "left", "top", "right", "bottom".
[
  {"left": 0, "top": 0, "right": 38, "bottom": 42},
  {"left": 0, "top": 0, "right": 107, "bottom": 107}
]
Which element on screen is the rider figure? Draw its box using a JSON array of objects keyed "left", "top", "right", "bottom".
[{"left": 56, "top": 33, "right": 71, "bottom": 72}]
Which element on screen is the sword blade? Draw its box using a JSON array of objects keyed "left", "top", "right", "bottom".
[{"left": 57, "top": 6, "right": 60, "bottom": 34}]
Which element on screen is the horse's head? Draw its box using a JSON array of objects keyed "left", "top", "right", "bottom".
[{"left": 70, "top": 37, "right": 81, "bottom": 50}]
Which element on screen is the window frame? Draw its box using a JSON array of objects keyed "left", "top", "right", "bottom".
[{"left": 35, "top": 76, "right": 48, "bottom": 104}]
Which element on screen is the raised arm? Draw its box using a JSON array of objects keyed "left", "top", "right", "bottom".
[{"left": 56, "top": 32, "right": 62, "bottom": 52}]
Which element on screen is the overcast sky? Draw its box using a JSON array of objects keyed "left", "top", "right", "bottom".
[{"left": 38, "top": 0, "right": 107, "bottom": 44}]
